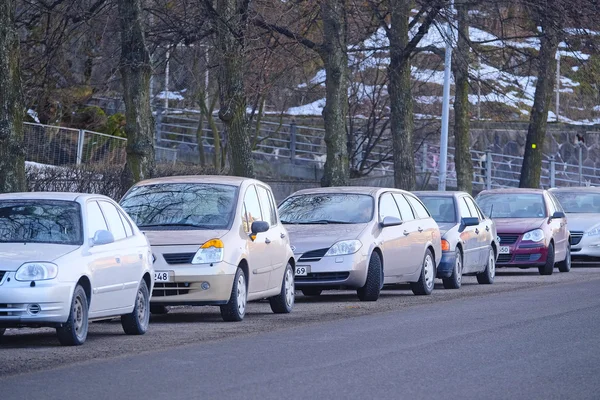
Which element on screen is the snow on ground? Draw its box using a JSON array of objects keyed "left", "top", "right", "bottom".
[
  {"left": 286, "top": 98, "right": 326, "bottom": 116},
  {"left": 156, "top": 90, "right": 185, "bottom": 101},
  {"left": 27, "top": 109, "right": 40, "bottom": 123}
]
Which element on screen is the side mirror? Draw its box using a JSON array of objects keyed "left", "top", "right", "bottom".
[
  {"left": 461, "top": 217, "right": 480, "bottom": 227},
  {"left": 380, "top": 216, "right": 403, "bottom": 227},
  {"left": 551, "top": 211, "right": 565, "bottom": 219},
  {"left": 91, "top": 230, "right": 114, "bottom": 246},
  {"left": 251, "top": 221, "right": 270, "bottom": 235}
]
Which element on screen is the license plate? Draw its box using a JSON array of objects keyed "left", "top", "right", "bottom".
[
  {"left": 295, "top": 266, "right": 309, "bottom": 276},
  {"left": 154, "top": 271, "right": 170, "bottom": 282},
  {"left": 499, "top": 246, "right": 510, "bottom": 254}
]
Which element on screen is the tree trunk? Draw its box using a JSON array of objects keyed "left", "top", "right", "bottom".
[
  {"left": 519, "top": 17, "right": 562, "bottom": 188},
  {"left": 452, "top": 2, "right": 473, "bottom": 193},
  {"left": 388, "top": 0, "right": 415, "bottom": 190},
  {"left": 0, "top": 0, "right": 26, "bottom": 193},
  {"left": 319, "top": 0, "right": 350, "bottom": 187},
  {"left": 216, "top": 0, "right": 254, "bottom": 178},
  {"left": 119, "top": 0, "right": 155, "bottom": 187}
]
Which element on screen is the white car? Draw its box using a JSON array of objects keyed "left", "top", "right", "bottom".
[{"left": 0, "top": 193, "right": 154, "bottom": 346}]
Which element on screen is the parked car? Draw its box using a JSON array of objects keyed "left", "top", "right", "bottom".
[
  {"left": 0, "top": 193, "right": 153, "bottom": 346},
  {"left": 278, "top": 187, "right": 442, "bottom": 300},
  {"left": 120, "top": 176, "right": 295, "bottom": 322},
  {"left": 475, "top": 188, "right": 571, "bottom": 275},
  {"left": 414, "top": 191, "right": 498, "bottom": 289},
  {"left": 550, "top": 187, "right": 600, "bottom": 265}
]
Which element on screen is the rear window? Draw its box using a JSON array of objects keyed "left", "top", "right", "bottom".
[{"left": 418, "top": 196, "right": 456, "bottom": 223}]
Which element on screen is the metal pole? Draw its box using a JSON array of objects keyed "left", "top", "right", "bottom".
[
  {"left": 422, "top": 143, "right": 428, "bottom": 173},
  {"left": 165, "top": 49, "right": 170, "bottom": 111},
  {"left": 556, "top": 51, "right": 560, "bottom": 122},
  {"left": 438, "top": 0, "right": 454, "bottom": 191},
  {"left": 549, "top": 156, "right": 556, "bottom": 188},
  {"left": 579, "top": 145, "right": 583, "bottom": 186},
  {"left": 485, "top": 150, "right": 492, "bottom": 190},
  {"left": 76, "top": 129, "right": 85, "bottom": 165},
  {"left": 290, "top": 122, "right": 297, "bottom": 164}
]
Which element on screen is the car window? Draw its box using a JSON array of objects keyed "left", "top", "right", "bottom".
[
  {"left": 552, "top": 191, "right": 600, "bottom": 213},
  {"left": 547, "top": 193, "right": 561, "bottom": 214},
  {"left": 99, "top": 201, "right": 127, "bottom": 241},
  {"left": 458, "top": 198, "right": 473, "bottom": 218},
  {"left": 87, "top": 201, "right": 109, "bottom": 238},
  {"left": 118, "top": 210, "right": 134, "bottom": 237},
  {"left": 244, "top": 185, "right": 264, "bottom": 232},
  {"left": 256, "top": 185, "right": 277, "bottom": 227},
  {"left": 550, "top": 194, "right": 564, "bottom": 212},
  {"left": 405, "top": 195, "right": 431, "bottom": 219},
  {"left": 379, "top": 193, "right": 401, "bottom": 221},
  {"left": 463, "top": 197, "right": 482, "bottom": 220},
  {"left": 267, "top": 190, "right": 279, "bottom": 224},
  {"left": 392, "top": 194, "right": 415, "bottom": 221},
  {"left": 477, "top": 193, "right": 547, "bottom": 218},
  {"left": 418, "top": 196, "right": 456, "bottom": 223}
]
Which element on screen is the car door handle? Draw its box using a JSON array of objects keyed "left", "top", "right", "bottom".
[
  {"left": 475, "top": 229, "right": 480, "bottom": 234},
  {"left": 265, "top": 238, "right": 271, "bottom": 244},
  {"left": 280, "top": 233, "right": 286, "bottom": 239},
  {"left": 418, "top": 227, "right": 423, "bottom": 233},
  {"left": 486, "top": 226, "right": 490, "bottom": 231},
  {"left": 403, "top": 230, "right": 410, "bottom": 236},
  {"left": 116, "top": 257, "right": 121, "bottom": 264}
]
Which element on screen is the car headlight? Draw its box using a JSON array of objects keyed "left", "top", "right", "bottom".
[
  {"left": 522, "top": 229, "right": 545, "bottom": 242},
  {"left": 325, "top": 240, "right": 362, "bottom": 256},
  {"left": 587, "top": 228, "right": 600, "bottom": 237},
  {"left": 15, "top": 262, "right": 58, "bottom": 281},
  {"left": 192, "top": 239, "right": 224, "bottom": 264}
]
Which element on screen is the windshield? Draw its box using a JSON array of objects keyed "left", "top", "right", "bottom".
[
  {"left": 552, "top": 191, "right": 600, "bottom": 213},
  {"left": 418, "top": 196, "right": 456, "bottom": 223},
  {"left": 0, "top": 200, "right": 83, "bottom": 245},
  {"left": 477, "top": 193, "right": 546, "bottom": 218},
  {"left": 278, "top": 193, "right": 374, "bottom": 224},
  {"left": 120, "top": 183, "right": 238, "bottom": 230}
]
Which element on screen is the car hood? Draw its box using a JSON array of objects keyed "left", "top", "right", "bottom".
[
  {"left": 437, "top": 223, "right": 457, "bottom": 237},
  {"left": 565, "top": 213, "right": 600, "bottom": 233},
  {"left": 143, "top": 229, "right": 229, "bottom": 246},
  {"left": 284, "top": 223, "right": 368, "bottom": 254},
  {"left": 0, "top": 243, "right": 80, "bottom": 271},
  {"left": 494, "top": 218, "right": 546, "bottom": 233}
]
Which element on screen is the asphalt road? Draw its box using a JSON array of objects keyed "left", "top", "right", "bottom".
[{"left": 2, "top": 268, "right": 600, "bottom": 399}]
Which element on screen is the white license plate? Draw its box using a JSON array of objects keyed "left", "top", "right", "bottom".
[
  {"left": 154, "top": 271, "right": 171, "bottom": 282},
  {"left": 295, "top": 266, "right": 309, "bottom": 276},
  {"left": 499, "top": 246, "right": 510, "bottom": 254}
]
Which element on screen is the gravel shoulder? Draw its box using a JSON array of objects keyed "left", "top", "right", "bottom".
[{"left": 2, "top": 267, "right": 599, "bottom": 377}]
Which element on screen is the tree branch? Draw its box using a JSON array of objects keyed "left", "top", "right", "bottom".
[{"left": 252, "top": 18, "right": 320, "bottom": 51}]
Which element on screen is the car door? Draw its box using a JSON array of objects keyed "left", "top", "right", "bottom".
[
  {"left": 242, "top": 185, "right": 272, "bottom": 294},
  {"left": 378, "top": 192, "right": 412, "bottom": 280},
  {"left": 464, "top": 196, "right": 489, "bottom": 269},
  {"left": 256, "top": 184, "right": 286, "bottom": 290},
  {"left": 404, "top": 194, "right": 438, "bottom": 274},
  {"left": 456, "top": 196, "right": 479, "bottom": 270},
  {"left": 391, "top": 193, "right": 422, "bottom": 276},
  {"left": 98, "top": 200, "right": 141, "bottom": 308},
  {"left": 547, "top": 192, "right": 569, "bottom": 261}
]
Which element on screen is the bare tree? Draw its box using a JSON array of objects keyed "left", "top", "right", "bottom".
[
  {"left": 0, "top": 0, "right": 26, "bottom": 193},
  {"left": 119, "top": 0, "right": 155, "bottom": 186}
]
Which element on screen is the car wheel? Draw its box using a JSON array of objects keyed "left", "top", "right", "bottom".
[
  {"left": 477, "top": 247, "right": 496, "bottom": 284},
  {"left": 357, "top": 252, "right": 383, "bottom": 301},
  {"left": 0, "top": 328, "right": 5, "bottom": 338},
  {"left": 443, "top": 249, "right": 462, "bottom": 289},
  {"left": 150, "top": 305, "right": 169, "bottom": 315},
  {"left": 411, "top": 249, "right": 435, "bottom": 296},
  {"left": 539, "top": 242, "right": 555, "bottom": 276},
  {"left": 558, "top": 242, "right": 572, "bottom": 273},
  {"left": 269, "top": 262, "right": 295, "bottom": 314},
  {"left": 220, "top": 268, "right": 247, "bottom": 322},
  {"left": 301, "top": 288, "right": 323, "bottom": 296},
  {"left": 121, "top": 280, "right": 150, "bottom": 335},
  {"left": 56, "top": 285, "right": 89, "bottom": 346}
]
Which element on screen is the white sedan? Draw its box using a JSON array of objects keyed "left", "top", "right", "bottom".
[{"left": 0, "top": 192, "right": 154, "bottom": 346}]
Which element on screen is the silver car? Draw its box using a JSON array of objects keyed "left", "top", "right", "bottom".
[
  {"left": 415, "top": 191, "right": 498, "bottom": 289},
  {"left": 278, "top": 187, "right": 442, "bottom": 300},
  {"left": 0, "top": 193, "right": 154, "bottom": 346},
  {"left": 550, "top": 187, "right": 600, "bottom": 265}
]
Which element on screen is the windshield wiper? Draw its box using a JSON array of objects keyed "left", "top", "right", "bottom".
[
  {"left": 137, "top": 223, "right": 208, "bottom": 229},
  {"left": 291, "top": 220, "right": 354, "bottom": 225}
]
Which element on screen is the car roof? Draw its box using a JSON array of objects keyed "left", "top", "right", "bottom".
[
  {"left": 288, "top": 186, "right": 412, "bottom": 197},
  {"left": 477, "top": 188, "right": 546, "bottom": 195},
  {"left": 132, "top": 175, "right": 260, "bottom": 188},
  {"left": 549, "top": 186, "right": 600, "bottom": 192},
  {"left": 0, "top": 192, "right": 106, "bottom": 202}
]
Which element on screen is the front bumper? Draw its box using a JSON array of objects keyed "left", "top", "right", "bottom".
[
  {"left": 437, "top": 251, "right": 456, "bottom": 278},
  {"left": 151, "top": 247, "right": 238, "bottom": 305},
  {"left": 294, "top": 251, "right": 369, "bottom": 289},
  {"left": 0, "top": 272, "right": 73, "bottom": 328},
  {"left": 496, "top": 243, "right": 549, "bottom": 267},
  {"left": 570, "top": 234, "right": 600, "bottom": 264}
]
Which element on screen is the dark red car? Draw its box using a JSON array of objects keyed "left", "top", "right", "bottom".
[{"left": 475, "top": 189, "right": 571, "bottom": 275}]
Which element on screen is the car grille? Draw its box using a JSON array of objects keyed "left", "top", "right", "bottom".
[
  {"left": 570, "top": 231, "right": 584, "bottom": 246},
  {"left": 295, "top": 272, "right": 350, "bottom": 282},
  {"left": 153, "top": 282, "right": 191, "bottom": 297},
  {"left": 298, "top": 248, "right": 330, "bottom": 262},
  {"left": 163, "top": 253, "right": 195, "bottom": 265},
  {"left": 497, "top": 254, "right": 512, "bottom": 263},
  {"left": 572, "top": 255, "right": 600, "bottom": 263},
  {"left": 498, "top": 234, "right": 520, "bottom": 245},
  {"left": 514, "top": 254, "right": 542, "bottom": 262}
]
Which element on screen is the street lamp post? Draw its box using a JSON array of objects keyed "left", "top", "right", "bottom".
[{"left": 438, "top": 0, "right": 455, "bottom": 191}]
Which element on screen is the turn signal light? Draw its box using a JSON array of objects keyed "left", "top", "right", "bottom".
[
  {"left": 441, "top": 239, "right": 450, "bottom": 251},
  {"left": 201, "top": 239, "right": 224, "bottom": 249}
]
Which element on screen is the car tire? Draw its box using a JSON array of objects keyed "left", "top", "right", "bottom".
[
  {"left": 477, "top": 247, "right": 496, "bottom": 284},
  {"left": 220, "top": 268, "right": 247, "bottom": 322},
  {"left": 301, "top": 288, "right": 323, "bottom": 296},
  {"left": 357, "top": 252, "right": 382, "bottom": 301},
  {"left": 56, "top": 285, "right": 89, "bottom": 346},
  {"left": 411, "top": 249, "right": 435, "bottom": 296},
  {"left": 0, "top": 328, "right": 5, "bottom": 338},
  {"left": 443, "top": 249, "right": 462, "bottom": 289},
  {"left": 150, "top": 305, "right": 169, "bottom": 315},
  {"left": 539, "top": 242, "right": 555, "bottom": 276},
  {"left": 121, "top": 280, "right": 150, "bottom": 335},
  {"left": 269, "top": 262, "right": 295, "bottom": 314},
  {"left": 558, "top": 242, "right": 572, "bottom": 273}
]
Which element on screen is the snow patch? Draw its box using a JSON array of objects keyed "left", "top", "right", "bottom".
[
  {"left": 27, "top": 109, "right": 40, "bottom": 123},
  {"left": 157, "top": 91, "right": 185, "bottom": 101},
  {"left": 286, "top": 98, "right": 326, "bottom": 116}
]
